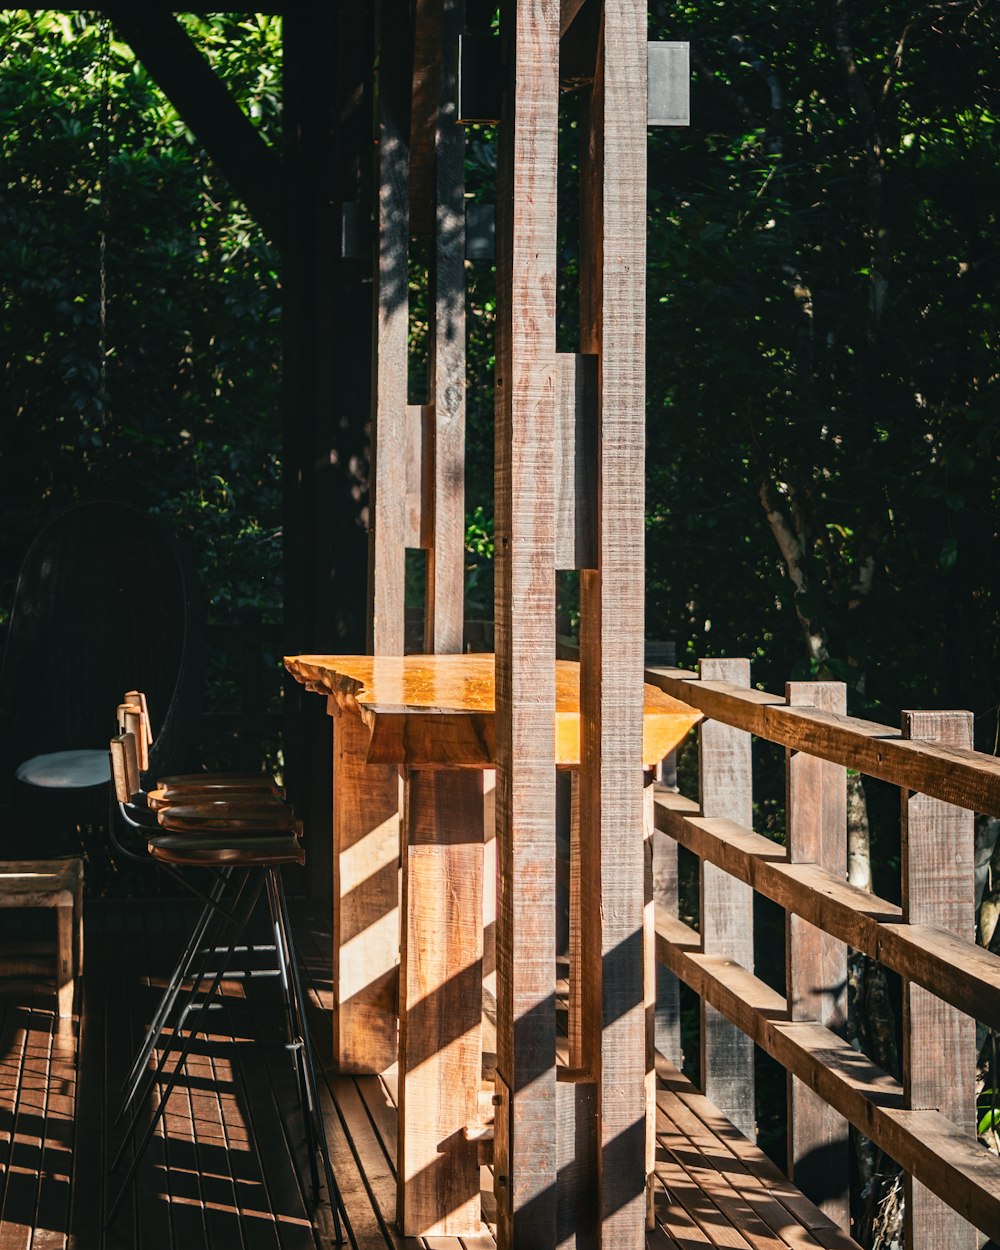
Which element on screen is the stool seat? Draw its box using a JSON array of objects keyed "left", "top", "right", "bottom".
[
  {"left": 15, "top": 749, "right": 109, "bottom": 790},
  {"left": 0, "top": 857, "right": 84, "bottom": 1016},
  {"left": 156, "top": 771, "right": 281, "bottom": 793},
  {"left": 148, "top": 834, "right": 306, "bottom": 867},
  {"left": 155, "top": 804, "right": 299, "bottom": 833},
  {"left": 146, "top": 786, "right": 290, "bottom": 814}
]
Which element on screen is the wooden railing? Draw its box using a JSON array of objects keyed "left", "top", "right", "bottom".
[{"left": 644, "top": 659, "right": 1000, "bottom": 1250}]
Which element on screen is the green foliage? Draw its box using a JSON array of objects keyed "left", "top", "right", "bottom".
[
  {"left": 643, "top": 0, "right": 1000, "bottom": 740},
  {"left": 0, "top": 10, "right": 283, "bottom": 622}
]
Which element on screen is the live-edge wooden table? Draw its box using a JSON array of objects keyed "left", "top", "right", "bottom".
[{"left": 285, "top": 653, "right": 701, "bottom": 1237}]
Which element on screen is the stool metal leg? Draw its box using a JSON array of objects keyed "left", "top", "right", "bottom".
[
  {"left": 117, "top": 866, "right": 234, "bottom": 1116},
  {"left": 270, "top": 869, "right": 345, "bottom": 1243},
  {"left": 107, "top": 871, "right": 263, "bottom": 1209},
  {"left": 265, "top": 871, "right": 320, "bottom": 1192},
  {"left": 115, "top": 869, "right": 252, "bottom": 1131}
]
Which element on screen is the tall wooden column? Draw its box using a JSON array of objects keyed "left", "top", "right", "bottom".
[
  {"left": 901, "top": 710, "right": 977, "bottom": 1250},
  {"left": 577, "top": 3, "right": 649, "bottom": 1245},
  {"left": 368, "top": 0, "right": 412, "bottom": 657},
  {"left": 786, "top": 681, "right": 849, "bottom": 1224},
  {"left": 283, "top": 1, "right": 373, "bottom": 899},
  {"left": 410, "top": 0, "right": 468, "bottom": 654},
  {"left": 494, "top": 1, "right": 560, "bottom": 1245}
]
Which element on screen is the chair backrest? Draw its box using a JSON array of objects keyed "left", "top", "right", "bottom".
[
  {"left": 118, "top": 700, "right": 149, "bottom": 772},
  {"left": 0, "top": 500, "right": 204, "bottom": 793},
  {"left": 109, "top": 733, "right": 141, "bottom": 805}
]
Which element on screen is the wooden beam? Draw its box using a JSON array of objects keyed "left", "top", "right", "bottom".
[
  {"left": 329, "top": 702, "right": 400, "bottom": 1074},
  {"left": 368, "top": 0, "right": 412, "bottom": 656},
  {"left": 425, "top": 0, "right": 466, "bottom": 654},
  {"left": 397, "top": 767, "right": 484, "bottom": 1234},
  {"left": 901, "top": 710, "right": 977, "bottom": 1250},
  {"left": 653, "top": 791, "right": 1000, "bottom": 1029},
  {"left": 645, "top": 666, "right": 1000, "bottom": 817},
  {"left": 697, "top": 658, "right": 755, "bottom": 1141},
  {"left": 785, "top": 681, "right": 849, "bottom": 1227},
  {"left": 493, "top": 0, "right": 560, "bottom": 1242},
  {"left": 577, "top": 3, "right": 649, "bottom": 1241},
  {"left": 409, "top": 0, "right": 439, "bottom": 237},
  {"left": 654, "top": 913, "right": 1000, "bottom": 1244},
  {"left": 106, "top": 6, "right": 283, "bottom": 244},
  {"left": 554, "top": 353, "right": 597, "bottom": 571}
]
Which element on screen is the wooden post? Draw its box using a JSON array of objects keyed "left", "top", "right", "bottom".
[
  {"left": 283, "top": 2, "right": 372, "bottom": 899},
  {"left": 568, "top": 769, "right": 583, "bottom": 1069},
  {"left": 901, "top": 710, "right": 977, "bottom": 1250},
  {"left": 698, "top": 657, "right": 755, "bottom": 1139},
  {"left": 367, "top": 0, "right": 411, "bottom": 657},
  {"left": 643, "top": 771, "right": 657, "bottom": 1229},
  {"left": 425, "top": 0, "right": 467, "bottom": 654},
  {"left": 577, "top": 3, "right": 649, "bottom": 1243},
  {"left": 650, "top": 639, "right": 681, "bottom": 1068},
  {"left": 398, "top": 767, "right": 484, "bottom": 1235},
  {"left": 329, "top": 702, "right": 400, "bottom": 1073},
  {"left": 785, "top": 681, "right": 849, "bottom": 1226},
  {"left": 493, "top": 0, "right": 560, "bottom": 1242}
]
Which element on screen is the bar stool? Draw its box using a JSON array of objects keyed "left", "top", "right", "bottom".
[
  {"left": 107, "top": 727, "right": 294, "bottom": 1124},
  {"left": 121, "top": 691, "right": 282, "bottom": 802},
  {"left": 106, "top": 733, "right": 343, "bottom": 1240}
]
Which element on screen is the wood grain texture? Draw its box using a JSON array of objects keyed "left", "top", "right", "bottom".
[
  {"left": 653, "top": 1057, "right": 863, "bottom": 1250},
  {"left": 330, "top": 704, "right": 400, "bottom": 1074},
  {"left": 577, "top": 5, "right": 649, "bottom": 1241},
  {"left": 409, "top": 0, "right": 438, "bottom": 237},
  {"left": 698, "top": 658, "right": 755, "bottom": 1141},
  {"left": 398, "top": 768, "right": 484, "bottom": 1235},
  {"left": 288, "top": 654, "right": 699, "bottom": 767},
  {"left": 404, "top": 404, "right": 434, "bottom": 549},
  {"left": 368, "top": 0, "right": 411, "bottom": 656},
  {"left": 645, "top": 665, "right": 1000, "bottom": 818},
  {"left": 425, "top": 0, "right": 466, "bottom": 654},
  {"left": 901, "top": 710, "right": 977, "bottom": 1250},
  {"left": 554, "top": 353, "right": 597, "bottom": 571},
  {"left": 653, "top": 789, "right": 1000, "bottom": 1029},
  {"left": 568, "top": 769, "right": 584, "bottom": 1070},
  {"left": 785, "top": 681, "right": 849, "bottom": 1228},
  {"left": 655, "top": 911, "right": 1000, "bottom": 1244},
  {"left": 494, "top": 0, "right": 560, "bottom": 1242}
]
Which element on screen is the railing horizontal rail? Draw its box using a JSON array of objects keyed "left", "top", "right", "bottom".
[
  {"left": 655, "top": 788, "right": 1000, "bottom": 1030},
  {"left": 654, "top": 907, "right": 1000, "bottom": 1241},
  {"left": 644, "top": 665, "right": 1000, "bottom": 818}
]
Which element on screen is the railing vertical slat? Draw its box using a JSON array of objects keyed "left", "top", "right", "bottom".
[
  {"left": 901, "top": 710, "right": 977, "bottom": 1250},
  {"left": 698, "top": 657, "right": 755, "bottom": 1139},
  {"left": 785, "top": 681, "right": 849, "bottom": 1226}
]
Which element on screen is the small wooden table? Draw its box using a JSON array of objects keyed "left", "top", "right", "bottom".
[
  {"left": 0, "top": 857, "right": 84, "bottom": 1017},
  {"left": 285, "top": 653, "right": 700, "bottom": 1236}
]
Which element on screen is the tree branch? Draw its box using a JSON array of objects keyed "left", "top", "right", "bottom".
[{"left": 107, "top": 7, "right": 284, "bottom": 246}]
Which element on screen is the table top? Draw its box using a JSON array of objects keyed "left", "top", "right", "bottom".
[{"left": 285, "top": 653, "right": 701, "bottom": 768}]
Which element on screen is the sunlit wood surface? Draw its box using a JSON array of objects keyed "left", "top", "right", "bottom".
[
  {"left": 0, "top": 899, "right": 861, "bottom": 1249},
  {"left": 285, "top": 653, "right": 702, "bottom": 767}
]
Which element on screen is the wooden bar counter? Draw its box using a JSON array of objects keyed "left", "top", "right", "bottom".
[{"left": 285, "top": 653, "right": 700, "bottom": 1236}]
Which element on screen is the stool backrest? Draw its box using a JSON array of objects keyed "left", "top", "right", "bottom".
[
  {"left": 109, "top": 733, "right": 141, "bottom": 805},
  {"left": 117, "top": 701, "right": 149, "bottom": 772}
]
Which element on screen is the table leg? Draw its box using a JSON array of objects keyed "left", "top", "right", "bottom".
[
  {"left": 331, "top": 702, "right": 401, "bottom": 1073},
  {"left": 56, "top": 901, "right": 74, "bottom": 1018},
  {"left": 398, "top": 768, "right": 484, "bottom": 1236}
]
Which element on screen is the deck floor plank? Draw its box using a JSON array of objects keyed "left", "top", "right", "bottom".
[{"left": 0, "top": 899, "right": 866, "bottom": 1250}]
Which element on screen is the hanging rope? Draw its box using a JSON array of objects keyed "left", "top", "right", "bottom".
[{"left": 97, "top": 14, "right": 111, "bottom": 425}]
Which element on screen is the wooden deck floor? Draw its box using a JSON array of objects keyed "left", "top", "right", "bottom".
[{"left": 0, "top": 899, "right": 859, "bottom": 1250}]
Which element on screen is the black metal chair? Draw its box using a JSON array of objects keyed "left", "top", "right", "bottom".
[
  {"left": 106, "top": 732, "right": 344, "bottom": 1241},
  {"left": 0, "top": 499, "right": 204, "bottom": 856}
]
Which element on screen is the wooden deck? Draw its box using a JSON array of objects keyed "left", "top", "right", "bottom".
[{"left": 0, "top": 899, "right": 859, "bottom": 1250}]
